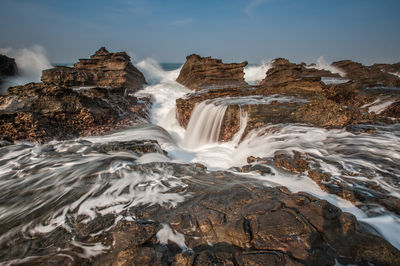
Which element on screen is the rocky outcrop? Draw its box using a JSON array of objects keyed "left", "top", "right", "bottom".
[
  {"left": 0, "top": 83, "right": 150, "bottom": 143},
  {"left": 259, "top": 58, "right": 338, "bottom": 93},
  {"left": 176, "top": 57, "right": 400, "bottom": 143},
  {"left": 176, "top": 86, "right": 363, "bottom": 142},
  {"left": 1, "top": 162, "right": 398, "bottom": 265},
  {"left": 0, "top": 54, "right": 18, "bottom": 84},
  {"left": 332, "top": 60, "right": 400, "bottom": 87},
  {"left": 0, "top": 48, "right": 150, "bottom": 143},
  {"left": 41, "top": 47, "right": 146, "bottom": 92},
  {"left": 176, "top": 54, "right": 248, "bottom": 91}
]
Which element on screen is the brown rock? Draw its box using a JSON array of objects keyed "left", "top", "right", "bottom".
[
  {"left": 0, "top": 83, "right": 150, "bottom": 143},
  {"left": 332, "top": 60, "right": 400, "bottom": 87},
  {"left": 176, "top": 54, "right": 248, "bottom": 91},
  {"left": 41, "top": 47, "right": 146, "bottom": 92}
]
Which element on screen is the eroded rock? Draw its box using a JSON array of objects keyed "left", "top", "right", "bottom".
[
  {"left": 176, "top": 54, "right": 248, "bottom": 91},
  {"left": 41, "top": 47, "right": 146, "bottom": 92}
]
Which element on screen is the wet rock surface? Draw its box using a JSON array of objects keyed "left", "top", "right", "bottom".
[
  {"left": 176, "top": 54, "right": 248, "bottom": 91},
  {"left": 0, "top": 48, "right": 150, "bottom": 143},
  {"left": 176, "top": 57, "right": 400, "bottom": 142},
  {"left": 42, "top": 47, "right": 146, "bottom": 92},
  {"left": 1, "top": 162, "right": 399, "bottom": 265},
  {"left": 248, "top": 149, "right": 400, "bottom": 217}
]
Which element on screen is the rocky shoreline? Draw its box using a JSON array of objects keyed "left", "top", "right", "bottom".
[{"left": 0, "top": 48, "right": 399, "bottom": 265}]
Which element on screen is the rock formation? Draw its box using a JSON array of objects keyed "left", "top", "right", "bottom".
[
  {"left": 0, "top": 48, "right": 150, "bottom": 143},
  {"left": 1, "top": 160, "right": 398, "bottom": 265},
  {"left": 41, "top": 47, "right": 146, "bottom": 92},
  {"left": 176, "top": 57, "right": 400, "bottom": 142},
  {"left": 176, "top": 54, "right": 248, "bottom": 91},
  {"left": 0, "top": 54, "right": 18, "bottom": 85},
  {"left": 332, "top": 60, "right": 400, "bottom": 87}
]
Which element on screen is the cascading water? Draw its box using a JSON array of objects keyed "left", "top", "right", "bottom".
[{"left": 182, "top": 101, "right": 228, "bottom": 149}]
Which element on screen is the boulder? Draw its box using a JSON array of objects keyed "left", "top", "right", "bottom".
[
  {"left": 41, "top": 47, "right": 146, "bottom": 92},
  {"left": 0, "top": 54, "right": 18, "bottom": 85},
  {"left": 176, "top": 54, "right": 248, "bottom": 91}
]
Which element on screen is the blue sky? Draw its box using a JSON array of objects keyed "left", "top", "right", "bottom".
[{"left": 0, "top": 0, "right": 399, "bottom": 64}]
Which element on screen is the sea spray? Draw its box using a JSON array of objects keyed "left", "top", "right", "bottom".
[
  {"left": 244, "top": 60, "right": 272, "bottom": 84},
  {"left": 0, "top": 45, "right": 51, "bottom": 93},
  {"left": 306, "top": 56, "right": 346, "bottom": 77}
]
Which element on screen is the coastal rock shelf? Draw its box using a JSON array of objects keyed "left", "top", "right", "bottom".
[
  {"left": 1, "top": 161, "right": 399, "bottom": 265},
  {"left": 0, "top": 48, "right": 150, "bottom": 143}
]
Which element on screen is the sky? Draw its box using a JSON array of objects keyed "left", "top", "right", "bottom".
[{"left": 0, "top": 0, "right": 399, "bottom": 64}]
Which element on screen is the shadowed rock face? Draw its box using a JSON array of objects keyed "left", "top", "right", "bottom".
[
  {"left": 0, "top": 54, "right": 18, "bottom": 84},
  {"left": 2, "top": 162, "right": 398, "bottom": 265},
  {"left": 176, "top": 54, "right": 248, "bottom": 91},
  {"left": 0, "top": 83, "right": 150, "bottom": 143},
  {"left": 41, "top": 47, "right": 146, "bottom": 92}
]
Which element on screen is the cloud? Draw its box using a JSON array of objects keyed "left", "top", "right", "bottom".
[
  {"left": 170, "top": 18, "right": 194, "bottom": 26},
  {"left": 245, "top": 0, "right": 267, "bottom": 16}
]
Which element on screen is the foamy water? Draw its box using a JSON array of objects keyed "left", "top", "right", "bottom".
[
  {"left": 0, "top": 58, "right": 399, "bottom": 262},
  {"left": 0, "top": 45, "right": 51, "bottom": 93}
]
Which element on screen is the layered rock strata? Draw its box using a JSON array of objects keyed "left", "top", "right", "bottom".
[
  {"left": 41, "top": 47, "right": 146, "bottom": 92},
  {"left": 176, "top": 54, "right": 248, "bottom": 91}
]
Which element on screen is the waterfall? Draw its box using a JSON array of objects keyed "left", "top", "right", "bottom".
[{"left": 183, "top": 101, "right": 228, "bottom": 149}]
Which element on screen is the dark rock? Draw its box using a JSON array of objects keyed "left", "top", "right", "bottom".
[
  {"left": 0, "top": 54, "right": 18, "bottom": 85},
  {"left": 42, "top": 47, "right": 146, "bottom": 92},
  {"left": 176, "top": 54, "right": 248, "bottom": 91},
  {"left": 0, "top": 83, "right": 150, "bottom": 143}
]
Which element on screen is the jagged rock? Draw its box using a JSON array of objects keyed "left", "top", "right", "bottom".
[
  {"left": 41, "top": 47, "right": 146, "bottom": 92},
  {"left": 259, "top": 58, "right": 338, "bottom": 93},
  {"left": 0, "top": 83, "right": 150, "bottom": 143},
  {"left": 2, "top": 162, "right": 399, "bottom": 265},
  {"left": 0, "top": 54, "right": 18, "bottom": 85},
  {"left": 332, "top": 60, "right": 400, "bottom": 87},
  {"left": 176, "top": 54, "right": 248, "bottom": 91}
]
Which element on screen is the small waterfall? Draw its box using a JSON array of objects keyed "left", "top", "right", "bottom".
[{"left": 183, "top": 101, "right": 228, "bottom": 149}]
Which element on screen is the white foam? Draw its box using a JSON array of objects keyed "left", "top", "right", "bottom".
[
  {"left": 71, "top": 240, "right": 110, "bottom": 258},
  {"left": 156, "top": 223, "right": 187, "bottom": 250},
  {"left": 244, "top": 60, "right": 272, "bottom": 85}
]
